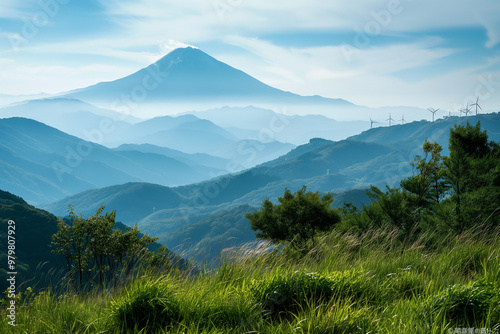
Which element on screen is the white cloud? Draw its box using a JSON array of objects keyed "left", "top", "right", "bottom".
[
  {"left": 0, "top": 58, "right": 16, "bottom": 66},
  {"left": 3, "top": 0, "right": 500, "bottom": 48},
  {"left": 156, "top": 40, "right": 198, "bottom": 60},
  {"left": 215, "top": 36, "right": 500, "bottom": 111},
  {"left": 219, "top": 36, "right": 458, "bottom": 91},
  {"left": 0, "top": 63, "right": 131, "bottom": 95},
  {"left": 483, "top": 19, "right": 500, "bottom": 48},
  {"left": 93, "top": 0, "right": 500, "bottom": 47},
  {"left": 0, "top": 1, "right": 33, "bottom": 19},
  {"left": 0, "top": 31, "right": 27, "bottom": 43},
  {"left": 24, "top": 39, "right": 163, "bottom": 63}
]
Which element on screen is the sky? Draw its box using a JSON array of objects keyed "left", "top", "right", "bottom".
[{"left": 0, "top": 0, "right": 499, "bottom": 112}]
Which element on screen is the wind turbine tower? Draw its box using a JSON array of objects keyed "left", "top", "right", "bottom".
[
  {"left": 461, "top": 103, "right": 472, "bottom": 117},
  {"left": 471, "top": 97, "right": 482, "bottom": 115},
  {"left": 369, "top": 117, "right": 379, "bottom": 129},
  {"left": 386, "top": 113, "right": 395, "bottom": 126},
  {"left": 428, "top": 108, "right": 439, "bottom": 122},
  {"left": 400, "top": 114, "right": 406, "bottom": 125}
]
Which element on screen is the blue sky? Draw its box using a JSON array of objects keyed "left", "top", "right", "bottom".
[{"left": 0, "top": 0, "right": 499, "bottom": 112}]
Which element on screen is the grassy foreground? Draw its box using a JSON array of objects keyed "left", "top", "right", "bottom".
[{"left": 2, "top": 226, "right": 500, "bottom": 334}]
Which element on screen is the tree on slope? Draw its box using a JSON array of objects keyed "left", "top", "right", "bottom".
[
  {"left": 51, "top": 206, "right": 160, "bottom": 291},
  {"left": 444, "top": 121, "right": 500, "bottom": 232},
  {"left": 246, "top": 186, "right": 341, "bottom": 249},
  {"left": 401, "top": 139, "right": 449, "bottom": 207}
]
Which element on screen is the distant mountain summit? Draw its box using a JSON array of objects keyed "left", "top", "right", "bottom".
[
  {"left": 61, "top": 47, "right": 353, "bottom": 114},
  {"left": 145, "top": 47, "right": 286, "bottom": 98}
]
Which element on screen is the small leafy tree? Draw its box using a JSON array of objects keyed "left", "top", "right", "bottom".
[
  {"left": 51, "top": 208, "right": 91, "bottom": 290},
  {"left": 246, "top": 186, "right": 341, "bottom": 249},
  {"left": 367, "top": 185, "right": 420, "bottom": 240},
  {"left": 51, "top": 206, "right": 162, "bottom": 291},
  {"left": 401, "top": 140, "right": 449, "bottom": 206}
]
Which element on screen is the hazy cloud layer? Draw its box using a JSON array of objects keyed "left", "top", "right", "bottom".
[{"left": 0, "top": 0, "right": 499, "bottom": 110}]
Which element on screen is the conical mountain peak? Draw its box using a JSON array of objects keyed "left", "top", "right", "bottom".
[
  {"left": 154, "top": 46, "right": 207, "bottom": 64},
  {"left": 60, "top": 47, "right": 349, "bottom": 112}
]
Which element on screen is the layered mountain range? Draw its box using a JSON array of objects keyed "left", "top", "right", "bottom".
[
  {"left": 39, "top": 113, "right": 500, "bottom": 261},
  {"left": 2, "top": 46, "right": 498, "bottom": 263}
]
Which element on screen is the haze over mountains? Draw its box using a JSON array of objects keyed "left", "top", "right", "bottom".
[
  {"left": 0, "top": 97, "right": 370, "bottom": 147},
  {"left": 0, "top": 98, "right": 140, "bottom": 140},
  {"left": 0, "top": 117, "right": 227, "bottom": 204},
  {"left": 185, "top": 106, "right": 369, "bottom": 145},
  {"left": 107, "top": 113, "right": 295, "bottom": 164},
  {"left": 0, "top": 93, "right": 50, "bottom": 107}
]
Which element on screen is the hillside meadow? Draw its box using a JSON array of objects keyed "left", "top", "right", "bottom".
[{"left": 0, "top": 224, "right": 499, "bottom": 333}]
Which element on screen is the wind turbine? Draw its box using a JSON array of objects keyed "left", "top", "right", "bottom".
[
  {"left": 399, "top": 114, "right": 406, "bottom": 125},
  {"left": 386, "top": 113, "right": 395, "bottom": 126},
  {"left": 369, "top": 117, "right": 379, "bottom": 129},
  {"left": 428, "top": 108, "right": 439, "bottom": 122},
  {"left": 460, "top": 103, "right": 472, "bottom": 117},
  {"left": 470, "top": 97, "right": 482, "bottom": 115}
]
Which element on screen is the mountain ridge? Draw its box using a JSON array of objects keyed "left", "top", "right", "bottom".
[
  {"left": 0, "top": 117, "right": 227, "bottom": 204},
  {"left": 41, "top": 112, "right": 500, "bottom": 221}
]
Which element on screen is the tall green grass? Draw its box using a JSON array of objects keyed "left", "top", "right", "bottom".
[{"left": 2, "top": 226, "right": 499, "bottom": 333}]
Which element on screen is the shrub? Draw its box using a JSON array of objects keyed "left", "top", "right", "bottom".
[
  {"left": 246, "top": 186, "right": 341, "bottom": 249},
  {"left": 424, "top": 280, "right": 497, "bottom": 326},
  {"left": 109, "top": 278, "right": 180, "bottom": 332},
  {"left": 188, "top": 303, "right": 256, "bottom": 331},
  {"left": 250, "top": 270, "right": 369, "bottom": 316}
]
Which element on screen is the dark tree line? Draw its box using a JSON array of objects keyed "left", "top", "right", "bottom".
[
  {"left": 248, "top": 121, "right": 500, "bottom": 248},
  {"left": 351, "top": 121, "right": 500, "bottom": 239}
]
